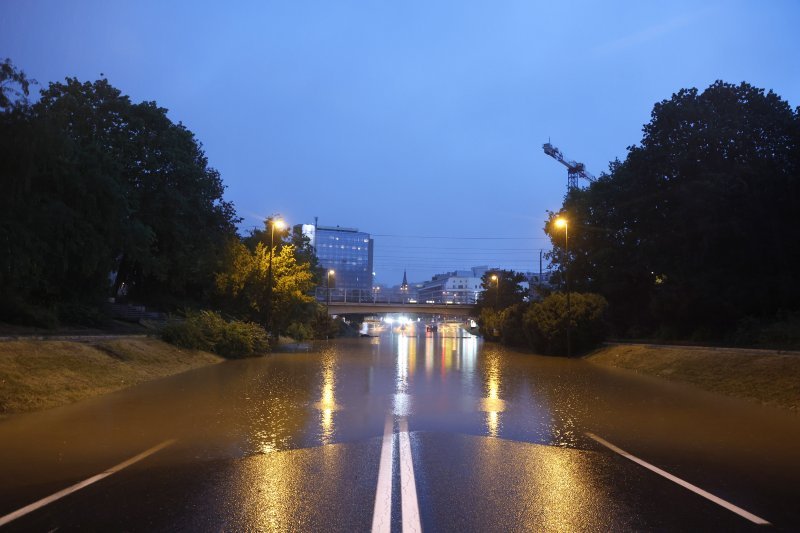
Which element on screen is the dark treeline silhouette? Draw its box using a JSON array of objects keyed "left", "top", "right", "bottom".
[
  {"left": 0, "top": 59, "right": 237, "bottom": 326},
  {"left": 0, "top": 59, "right": 333, "bottom": 338},
  {"left": 546, "top": 81, "right": 800, "bottom": 345}
]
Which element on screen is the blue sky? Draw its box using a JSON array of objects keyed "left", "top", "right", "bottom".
[{"left": 2, "top": 1, "right": 798, "bottom": 285}]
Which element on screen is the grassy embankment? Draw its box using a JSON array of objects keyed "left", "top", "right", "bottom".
[
  {"left": 586, "top": 344, "right": 800, "bottom": 412},
  {"left": 0, "top": 336, "right": 222, "bottom": 416}
]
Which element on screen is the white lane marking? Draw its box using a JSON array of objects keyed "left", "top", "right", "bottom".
[
  {"left": 0, "top": 439, "right": 176, "bottom": 527},
  {"left": 399, "top": 418, "right": 422, "bottom": 533},
  {"left": 585, "top": 432, "right": 771, "bottom": 526},
  {"left": 371, "top": 415, "right": 394, "bottom": 533}
]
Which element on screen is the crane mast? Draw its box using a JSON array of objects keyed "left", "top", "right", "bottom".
[{"left": 543, "top": 142, "right": 595, "bottom": 190}]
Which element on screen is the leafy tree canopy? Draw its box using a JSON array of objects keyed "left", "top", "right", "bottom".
[
  {"left": 547, "top": 81, "right": 800, "bottom": 338},
  {"left": 476, "top": 269, "right": 528, "bottom": 310},
  {"left": 0, "top": 58, "right": 34, "bottom": 110},
  {"left": 215, "top": 240, "right": 316, "bottom": 334},
  {"left": 0, "top": 71, "right": 239, "bottom": 323}
]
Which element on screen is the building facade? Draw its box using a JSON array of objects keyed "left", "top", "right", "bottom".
[
  {"left": 303, "top": 224, "right": 374, "bottom": 293},
  {"left": 418, "top": 266, "right": 488, "bottom": 304}
]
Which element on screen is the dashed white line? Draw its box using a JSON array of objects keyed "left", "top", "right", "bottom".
[
  {"left": 399, "top": 417, "right": 422, "bottom": 533},
  {"left": 585, "top": 432, "right": 771, "bottom": 526},
  {"left": 371, "top": 415, "right": 394, "bottom": 533},
  {"left": 0, "top": 438, "right": 176, "bottom": 527}
]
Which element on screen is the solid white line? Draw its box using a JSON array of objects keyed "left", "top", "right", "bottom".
[
  {"left": 0, "top": 439, "right": 176, "bottom": 527},
  {"left": 399, "top": 418, "right": 422, "bottom": 533},
  {"left": 585, "top": 432, "right": 771, "bottom": 526},
  {"left": 371, "top": 415, "right": 394, "bottom": 533}
]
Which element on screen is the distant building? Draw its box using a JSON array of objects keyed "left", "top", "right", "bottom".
[
  {"left": 524, "top": 270, "right": 556, "bottom": 300},
  {"left": 302, "top": 223, "right": 374, "bottom": 293},
  {"left": 418, "top": 266, "right": 487, "bottom": 304}
]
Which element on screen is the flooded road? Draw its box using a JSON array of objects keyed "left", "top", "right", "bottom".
[{"left": 1, "top": 322, "right": 800, "bottom": 531}]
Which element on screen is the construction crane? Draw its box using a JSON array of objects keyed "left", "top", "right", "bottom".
[{"left": 543, "top": 142, "right": 595, "bottom": 190}]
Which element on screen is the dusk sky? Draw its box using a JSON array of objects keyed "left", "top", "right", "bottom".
[{"left": 3, "top": 1, "right": 798, "bottom": 286}]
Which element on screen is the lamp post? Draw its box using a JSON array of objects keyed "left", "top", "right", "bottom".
[
  {"left": 326, "top": 269, "right": 335, "bottom": 312},
  {"left": 554, "top": 217, "right": 571, "bottom": 357},
  {"left": 373, "top": 286, "right": 380, "bottom": 303},
  {"left": 491, "top": 274, "right": 499, "bottom": 308},
  {"left": 267, "top": 218, "right": 286, "bottom": 332}
]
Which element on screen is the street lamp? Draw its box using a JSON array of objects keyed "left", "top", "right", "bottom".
[
  {"left": 554, "top": 217, "right": 571, "bottom": 357},
  {"left": 267, "top": 218, "right": 286, "bottom": 332},
  {"left": 373, "top": 286, "right": 380, "bottom": 303},
  {"left": 491, "top": 274, "right": 499, "bottom": 308},
  {"left": 327, "top": 269, "right": 335, "bottom": 312}
]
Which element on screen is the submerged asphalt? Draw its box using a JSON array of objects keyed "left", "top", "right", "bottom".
[{"left": 1, "top": 323, "right": 799, "bottom": 531}]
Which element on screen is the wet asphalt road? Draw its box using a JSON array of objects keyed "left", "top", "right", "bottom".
[{"left": 1, "top": 322, "right": 800, "bottom": 531}]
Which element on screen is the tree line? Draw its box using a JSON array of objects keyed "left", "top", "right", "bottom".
[
  {"left": 545, "top": 81, "right": 800, "bottom": 345},
  {"left": 0, "top": 58, "right": 333, "bottom": 341},
  {"left": 476, "top": 81, "right": 799, "bottom": 353}
]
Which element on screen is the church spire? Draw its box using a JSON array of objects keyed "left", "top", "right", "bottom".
[{"left": 400, "top": 270, "right": 408, "bottom": 291}]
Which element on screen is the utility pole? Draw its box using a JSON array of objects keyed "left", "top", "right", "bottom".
[{"left": 539, "top": 250, "right": 542, "bottom": 289}]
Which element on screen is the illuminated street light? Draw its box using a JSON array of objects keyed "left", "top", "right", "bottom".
[
  {"left": 491, "top": 274, "right": 499, "bottom": 308},
  {"left": 554, "top": 217, "right": 571, "bottom": 357},
  {"left": 267, "top": 217, "right": 286, "bottom": 334},
  {"left": 327, "top": 269, "right": 335, "bottom": 312}
]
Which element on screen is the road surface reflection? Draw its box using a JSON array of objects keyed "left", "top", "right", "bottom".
[{"left": 242, "top": 322, "right": 564, "bottom": 452}]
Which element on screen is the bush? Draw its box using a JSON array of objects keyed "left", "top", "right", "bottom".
[
  {"left": 478, "top": 307, "right": 502, "bottom": 341},
  {"left": 286, "top": 321, "right": 313, "bottom": 341},
  {"left": 523, "top": 292, "right": 608, "bottom": 356},
  {"left": 499, "top": 303, "right": 529, "bottom": 348},
  {"left": 755, "top": 313, "right": 800, "bottom": 349},
  {"left": 161, "top": 310, "right": 269, "bottom": 358},
  {"left": 311, "top": 305, "right": 340, "bottom": 339},
  {"left": 0, "top": 296, "right": 60, "bottom": 329}
]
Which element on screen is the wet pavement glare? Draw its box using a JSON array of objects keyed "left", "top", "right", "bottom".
[
  {"left": 221, "top": 322, "right": 592, "bottom": 455},
  {"left": 2, "top": 321, "right": 800, "bottom": 531}
]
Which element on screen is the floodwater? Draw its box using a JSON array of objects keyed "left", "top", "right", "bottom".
[{"left": 2, "top": 321, "right": 800, "bottom": 530}]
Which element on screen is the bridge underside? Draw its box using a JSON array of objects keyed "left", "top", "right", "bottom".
[{"left": 326, "top": 302, "right": 475, "bottom": 317}]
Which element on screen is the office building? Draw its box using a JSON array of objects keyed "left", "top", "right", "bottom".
[{"left": 302, "top": 224, "right": 374, "bottom": 292}]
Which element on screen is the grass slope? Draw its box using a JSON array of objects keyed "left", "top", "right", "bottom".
[
  {"left": 0, "top": 337, "right": 222, "bottom": 415},
  {"left": 586, "top": 344, "right": 800, "bottom": 412}
]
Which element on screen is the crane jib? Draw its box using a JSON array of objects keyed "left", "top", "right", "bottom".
[{"left": 542, "top": 141, "right": 596, "bottom": 186}]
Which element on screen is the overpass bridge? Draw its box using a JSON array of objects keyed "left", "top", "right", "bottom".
[
  {"left": 325, "top": 301, "right": 475, "bottom": 317},
  {"left": 315, "top": 287, "right": 477, "bottom": 317}
]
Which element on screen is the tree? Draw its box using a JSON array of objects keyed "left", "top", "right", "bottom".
[
  {"left": 35, "top": 78, "right": 240, "bottom": 305},
  {"left": 0, "top": 71, "right": 240, "bottom": 324},
  {"left": 215, "top": 241, "right": 316, "bottom": 334},
  {"left": 548, "top": 81, "right": 800, "bottom": 338},
  {"left": 0, "top": 77, "right": 128, "bottom": 322},
  {"left": 0, "top": 58, "right": 34, "bottom": 110},
  {"left": 476, "top": 269, "right": 528, "bottom": 310}
]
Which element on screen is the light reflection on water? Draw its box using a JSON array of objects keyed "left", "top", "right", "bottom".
[
  {"left": 385, "top": 324, "right": 536, "bottom": 441},
  {"left": 482, "top": 352, "right": 505, "bottom": 437},
  {"left": 240, "top": 322, "right": 568, "bottom": 454},
  {"left": 316, "top": 352, "right": 337, "bottom": 444},
  {"left": 394, "top": 334, "right": 412, "bottom": 416}
]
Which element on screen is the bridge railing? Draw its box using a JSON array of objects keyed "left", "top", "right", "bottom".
[
  {"left": 313, "top": 288, "right": 476, "bottom": 305},
  {"left": 314, "top": 287, "right": 413, "bottom": 304}
]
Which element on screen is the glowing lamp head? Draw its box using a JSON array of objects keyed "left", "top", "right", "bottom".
[
  {"left": 328, "top": 269, "right": 335, "bottom": 276},
  {"left": 553, "top": 217, "right": 567, "bottom": 229},
  {"left": 491, "top": 274, "right": 498, "bottom": 281},
  {"left": 273, "top": 219, "right": 286, "bottom": 230}
]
